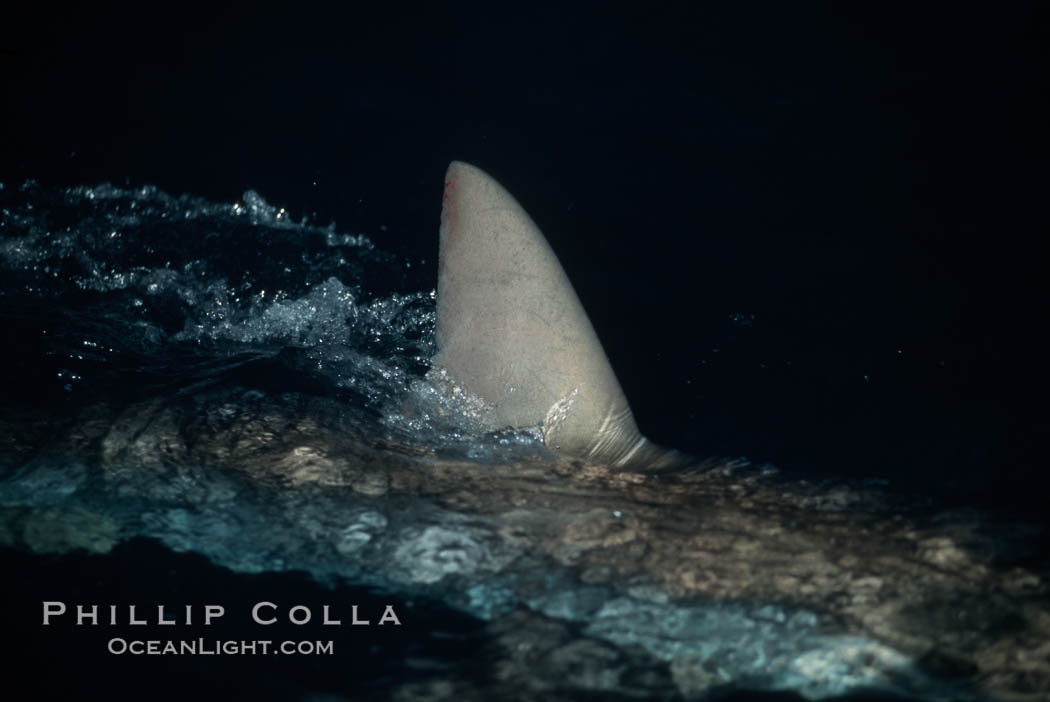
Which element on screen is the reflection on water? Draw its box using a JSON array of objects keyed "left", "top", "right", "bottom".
[{"left": 1, "top": 183, "right": 1047, "bottom": 701}]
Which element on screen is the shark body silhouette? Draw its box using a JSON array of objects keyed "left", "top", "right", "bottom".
[
  {"left": 1, "top": 175, "right": 1047, "bottom": 701},
  {"left": 433, "top": 161, "right": 682, "bottom": 468}
]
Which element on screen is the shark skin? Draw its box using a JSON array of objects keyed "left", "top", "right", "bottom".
[
  {"left": 6, "top": 387, "right": 1047, "bottom": 702},
  {"left": 2, "top": 175, "right": 1047, "bottom": 701},
  {"left": 433, "top": 161, "right": 684, "bottom": 469}
]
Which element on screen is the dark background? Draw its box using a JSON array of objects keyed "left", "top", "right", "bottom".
[{"left": 2, "top": 2, "right": 1047, "bottom": 509}]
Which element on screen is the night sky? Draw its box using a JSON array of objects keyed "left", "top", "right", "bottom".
[{"left": 2, "top": 2, "right": 1047, "bottom": 508}]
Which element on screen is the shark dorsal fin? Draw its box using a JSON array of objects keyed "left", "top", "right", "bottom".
[{"left": 433, "top": 161, "right": 678, "bottom": 468}]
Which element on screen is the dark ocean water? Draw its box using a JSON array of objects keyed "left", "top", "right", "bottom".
[
  {"left": 1, "top": 3, "right": 1045, "bottom": 700},
  {"left": 1, "top": 183, "right": 429, "bottom": 434},
  {"left": 0, "top": 177, "right": 1045, "bottom": 702},
  {"left": 3, "top": 2, "right": 1044, "bottom": 513},
  {"left": 0, "top": 182, "right": 547, "bottom": 700},
  {"left": 2, "top": 179, "right": 1044, "bottom": 513}
]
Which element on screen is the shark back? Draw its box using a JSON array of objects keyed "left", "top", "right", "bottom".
[{"left": 433, "top": 161, "right": 680, "bottom": 468}]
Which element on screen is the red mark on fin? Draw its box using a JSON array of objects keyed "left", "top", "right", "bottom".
[{"left": 440, "top": 173, "right": 458, "bottom": 249}]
